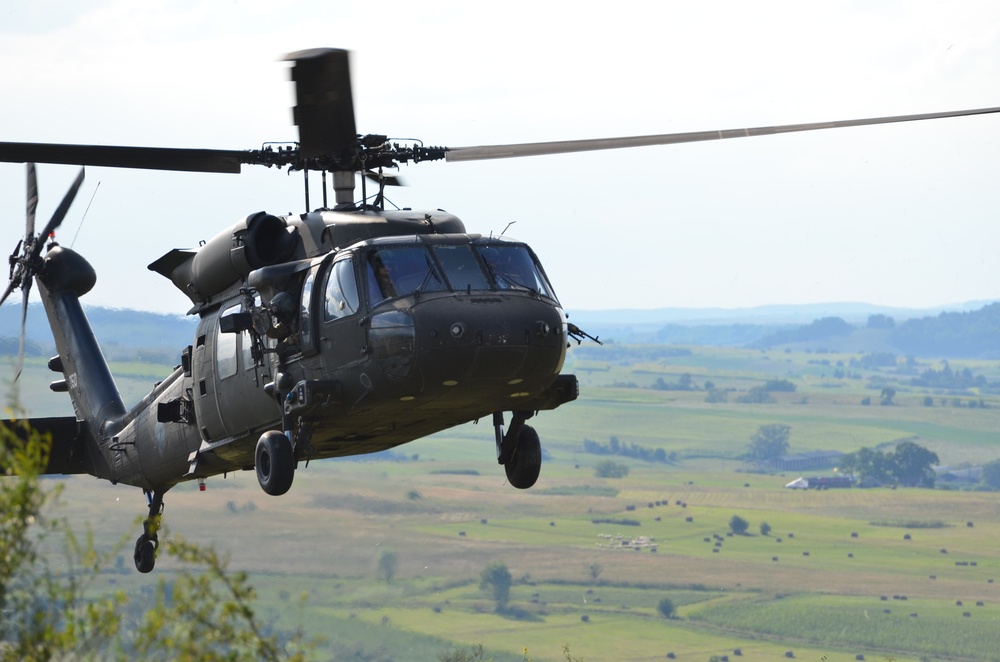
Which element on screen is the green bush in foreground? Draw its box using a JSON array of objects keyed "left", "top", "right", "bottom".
[{"left": 0, "top": 415, "right": 315, "bottom": 660}]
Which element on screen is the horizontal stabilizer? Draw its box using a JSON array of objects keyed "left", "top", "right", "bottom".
[{"left": 1, "top": 416, "right": 92, "bottom": 475}]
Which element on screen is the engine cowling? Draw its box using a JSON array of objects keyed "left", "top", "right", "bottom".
[{"left": 149, "top": 212, "right": 301, "bottom": 306}]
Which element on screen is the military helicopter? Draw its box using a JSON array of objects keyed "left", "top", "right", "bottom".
[{"left": 1, "top": 48, "right": 998, "bottom": 573}]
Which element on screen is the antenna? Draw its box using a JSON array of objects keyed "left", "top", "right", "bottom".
[{"left": 71, "top": 181, "right": 100, "bottom": 248}]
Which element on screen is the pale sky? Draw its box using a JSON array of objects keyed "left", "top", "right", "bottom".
[{"left": 1, "top": 0, "right": 999, "bottom": 315}]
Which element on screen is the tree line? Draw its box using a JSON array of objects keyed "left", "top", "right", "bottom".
[
  {"left": 838, "top": 441, "right": 940, "bottom": 487},
  {"left": 582, "top": 436, "right": 674, "bottom": 464}
]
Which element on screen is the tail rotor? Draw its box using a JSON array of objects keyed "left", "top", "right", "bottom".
[{"left": 1, "top": 164, "right": 85, "bottom": 380}]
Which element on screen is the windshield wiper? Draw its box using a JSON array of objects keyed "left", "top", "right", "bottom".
[{"left": 413, "top": 255, "right": 442, "bottom": 298}]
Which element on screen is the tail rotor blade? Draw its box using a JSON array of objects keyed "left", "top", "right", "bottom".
[
  {"left": 0, "top": 279, "right": 17, "bottom": 307},
  {"left": 14, "top": 280, "right": 30, "bottom": 383},
  {"left": 30, "top": 168, "right": 84, "bottom": 262}
]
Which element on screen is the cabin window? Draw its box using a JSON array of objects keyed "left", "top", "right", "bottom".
[
  {"left": 216, "top": 304, "right": 239, "bottom": 379},
  {"left": 323, "top": 258, "right": 360, "bottom": 321},
  {"left": 476, "top": 244, "right": 556, "bottom": 299}
]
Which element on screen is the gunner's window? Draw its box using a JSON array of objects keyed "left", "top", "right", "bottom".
[
  {"left": 324, "top": 258, "right": 360, "bottom": 321},
  {"left": 216, "top": 304, "right": 239, "bottom": 380},
  {"left": 300, "top": 268, "right": 317, "bottom": 346}
]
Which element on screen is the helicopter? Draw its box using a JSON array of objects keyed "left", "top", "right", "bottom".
[{"left": 1, "top": 48, "right": 998, "bottom": 573}]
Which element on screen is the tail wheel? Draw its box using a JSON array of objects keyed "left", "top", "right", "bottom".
[
  {"left": 504, "top": 424, "right": 542, "bottom": 489},
  {"left": 255, "top": 430, "right": 295, "bottom": 495}
]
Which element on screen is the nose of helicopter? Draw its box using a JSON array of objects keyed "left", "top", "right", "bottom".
[{"left": 367, "top": 294, "right": 567, "bottom": 404}]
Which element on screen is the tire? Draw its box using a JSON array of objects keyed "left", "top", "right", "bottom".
[
  {"left": 134, "top": 535, "right": 156, "bottom": 573},
  {"left": 504, "top": 424, "right": 542, "bottom": 489},
  {"left": 255, "top": 430, "right": 295, "bottom": 496}
]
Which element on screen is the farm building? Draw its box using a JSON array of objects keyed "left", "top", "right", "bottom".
[
  {"left": 765, "top": 450, "right": 844, "bottom": 472},
  {"left": 785, "top": 475, "right": 854, "bottom": 489}
]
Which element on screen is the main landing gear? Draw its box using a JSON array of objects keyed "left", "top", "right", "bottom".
[
  {"left": 134, "top": 489, "right": 164, "bottom": 573},
  {"left": 494, "top": 411, "right": 542, "bottom": 489},
  {"left": 255, "top": 429, "right": 295, "bottom": 496}
]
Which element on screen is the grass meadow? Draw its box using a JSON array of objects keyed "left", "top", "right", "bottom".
[{"left": 7, "top": 343, "right": 1000, "bottom": 660}]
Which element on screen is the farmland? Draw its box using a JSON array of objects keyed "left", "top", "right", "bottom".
[{"left": 7, "top": 341, "right": 1000, "bottom": 661}]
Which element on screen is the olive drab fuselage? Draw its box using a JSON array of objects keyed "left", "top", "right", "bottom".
[{"left": 40, "top": 208, "right": 577, "bottom": 494}]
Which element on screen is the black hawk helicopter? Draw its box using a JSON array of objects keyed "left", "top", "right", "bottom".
[{"left": 2, "top": 49, "right": 998, "bottom": 573}]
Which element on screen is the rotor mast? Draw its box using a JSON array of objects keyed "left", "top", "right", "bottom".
[{"left": 285, "top": 49, "right": 359, "bottom": 208}]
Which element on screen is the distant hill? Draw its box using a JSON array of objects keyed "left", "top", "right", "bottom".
[
  {"left": 570, "top": 301, "right": 997, "bottom": 352},
  {"left": 746, "top": 303, "right": 1000, "bottom": 358},
  {"left": 0, "top": 304, "right": 196, "bottom": 362}
]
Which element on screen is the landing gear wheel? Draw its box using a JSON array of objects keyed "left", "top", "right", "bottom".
[
  {"left": 134, "top": 534, "right": 157, "bottom": 573},
  {"left": 256, "top": 430, "right": 295, "bottom": 496},
  {"left": 504, "top": 424, "right": 542, "bottom": 489},
  {"left": 134, "top": 489, "right": 164, "bottom": 573}
]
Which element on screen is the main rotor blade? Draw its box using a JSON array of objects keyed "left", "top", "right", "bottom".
[
  {"left": 444, "top": 105, "right": 1000, "bottom": 162},
  {"left": 26, "top": 163, "right": 37, "bottom": 238},
  {"left": 285, "top": 48, "right": 357, "bottom": 159},
  {"left": 0, "top": 142, "right": 247, "bottom": 173},
  {"left": 30, "top": 168, "right": 85, "bottom": 261}
]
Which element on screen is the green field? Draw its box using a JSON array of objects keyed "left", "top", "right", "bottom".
[{"left": 8, "top": 343, "right": 1000, "bottom": 661}]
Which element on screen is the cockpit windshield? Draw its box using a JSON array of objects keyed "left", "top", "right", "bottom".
[
  {"left": 474, "top": 244, "right": 555, "bottom": 298},
  {"left": 361, "top": 241, "right": 556, "bottom": 305},
  {"left": 365, "top": 246, "right": 448, "bottom": 305}
]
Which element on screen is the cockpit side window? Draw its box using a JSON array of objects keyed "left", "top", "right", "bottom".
[{"left": 324, "top": 258, "right": 360, "bottom": 321}]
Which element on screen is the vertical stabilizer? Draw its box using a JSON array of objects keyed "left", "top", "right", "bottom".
[{"left": 37, "top": 245, "right": 126, "bottom": 448}]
